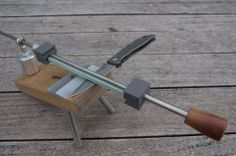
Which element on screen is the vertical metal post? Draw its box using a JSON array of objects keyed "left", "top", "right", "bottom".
[
  {"left": 67, "top": 111, "right": 82, "bottom": 147},
  {"left": 99, "top": 97, "right": 116, "bottom": 114}
]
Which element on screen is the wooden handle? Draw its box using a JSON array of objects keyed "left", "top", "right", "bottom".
[{"left": 184, "top": 107, "right": 227, "bottom": 141}]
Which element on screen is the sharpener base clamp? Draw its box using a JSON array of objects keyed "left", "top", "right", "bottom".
[{"left": 33, "top": 42, "right": 57, "bottom": 64}]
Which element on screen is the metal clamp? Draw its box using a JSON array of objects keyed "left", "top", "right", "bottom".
[
  {"left": 124, "top": 78, "right": 150, "bottom": 110},
  {"left": 33, "top": 42, "right": 57, "bottom": 64}
]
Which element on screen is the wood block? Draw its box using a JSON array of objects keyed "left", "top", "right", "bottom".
[{"left": 15, "top": 64, "right": 111, "bottom": 115}]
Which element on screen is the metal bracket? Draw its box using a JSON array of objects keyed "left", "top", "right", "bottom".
[
  {"left": 33, "top": 42, "right": 57, "bottom": 64},
  {"left": 47, "top": 65, "right": 99, "bottom": 98},
  {"left": 47, "top": 63, "right": 114, "bottom": 99},
  {"left": 124, "top": 78, "right": 150, "bottom": 110}
]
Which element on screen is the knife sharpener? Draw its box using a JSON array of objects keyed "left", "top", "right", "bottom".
[{"left": 0, "top": 31, "right": 228, "bottom": 148}]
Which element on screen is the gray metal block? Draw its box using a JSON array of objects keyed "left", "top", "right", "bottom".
[
  {"left": 124, "top": 78, "right": 150, "bottom": 110},
  {"left": 33, "top": 42, "right": 57, "bottom": 64}
]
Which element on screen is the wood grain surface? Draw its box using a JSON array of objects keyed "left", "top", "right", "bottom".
[
  {"left": 1, "top": 1, "right": 236, "bottom": 16},
  {"left": 0, "top": 135, "right": 235, "bottom": 156},
  {"left": 0, "top": 0, "right": 235, "bottom": 155}
]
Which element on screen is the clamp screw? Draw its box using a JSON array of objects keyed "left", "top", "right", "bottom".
[{"left": 16, "top": 36, "right": 27, "bottom": 48}]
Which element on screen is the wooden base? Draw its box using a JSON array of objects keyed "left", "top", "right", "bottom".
[{"left": 15, "top": 64, "right": 111, "bottom": 115}]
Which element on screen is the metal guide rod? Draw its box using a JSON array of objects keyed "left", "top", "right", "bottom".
[
  {"left": 0, "top": 31, "right": 33, "bottom": 48},
  {"left": 0, "top": 31, "right": 17, "bottom": 40},
  {"left": 49, "top": 55, "right": 187, "bottom": 117},
  {"left": 50, "top": 55, "right": 125, "bottom": 94}
]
